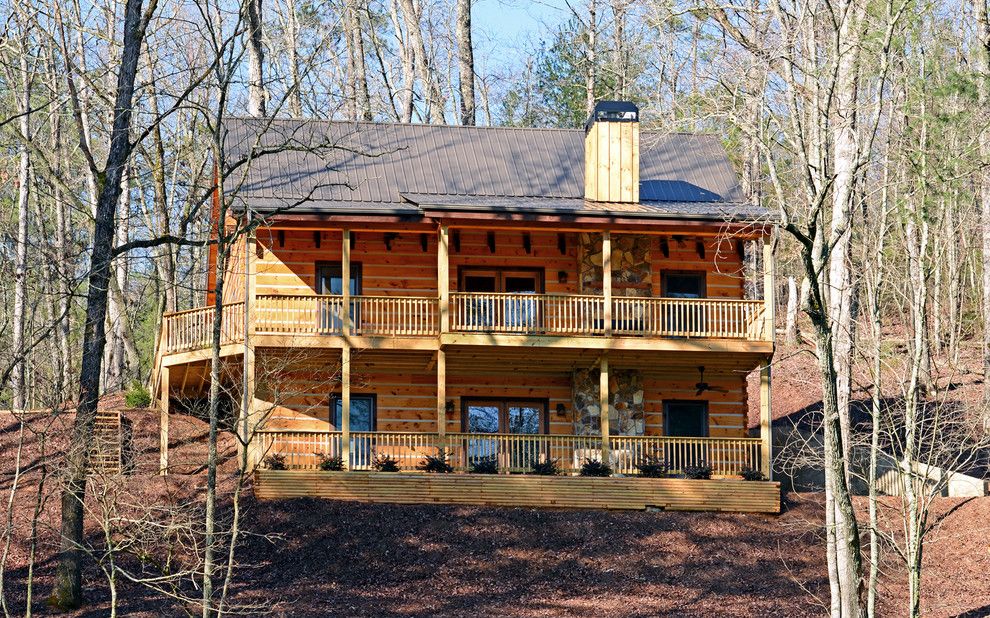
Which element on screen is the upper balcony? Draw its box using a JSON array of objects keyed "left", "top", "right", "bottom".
[
  {"left": 158, "top": 225, "right": 775, "bottom": 363},
  {"left": 158, "top": 292, "right": 770, "bottom": 358}
]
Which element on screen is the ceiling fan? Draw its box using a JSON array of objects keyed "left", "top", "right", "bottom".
[{"left": 695, "top": 366, "right": 728, "bottom": 396}]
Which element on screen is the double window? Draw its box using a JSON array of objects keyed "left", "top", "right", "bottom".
[
  {"left": 459, "top": 267, "right": 544, "bottom": 330},
  {"left": 462, "top": 398, "right": 548, "bottom": 470}
]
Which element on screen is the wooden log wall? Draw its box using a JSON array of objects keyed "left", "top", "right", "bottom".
[
  {"left": 249, "top": 227, "right": 746, "bottom": 299},
  {"left": 253, "top": 348, "right": 749, "bottom": 438}
]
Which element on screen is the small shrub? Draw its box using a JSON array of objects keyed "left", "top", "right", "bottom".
[
  {"left": 417, "top": 448, "right": 454, "bottom": 473},
  {"left": 739, "top": 467, "right": 766, "bottom": 481},
  {"left": 684, "top": 463, "right": 713, "bottom": 480},
  {"left": 316, "top": 453, "right": 344, "bottom": 471},
  {"left": 579, "top": 458, "right": 612, "bottom": 477},
  {"left": 263, "top": 453, "right": 287, "bottom": 470},
  {"left": 372, "top": 454, "right": 401, "bottom": 472},
  {"left": 634, "top": 454, "right": 669, "bottom": 478},
  {"left": 124, "top": 382, "right": 152, "bottom": 408},
  {"left": 529, "top": 459, "right": 561, "bottom": 476},
  {"left": 469, "top": 456, "right": 499, "bottom": 474}
]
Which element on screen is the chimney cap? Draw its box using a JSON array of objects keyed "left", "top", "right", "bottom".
[{"left": 585, "top": 101, "right": 639, "bottom": 131}]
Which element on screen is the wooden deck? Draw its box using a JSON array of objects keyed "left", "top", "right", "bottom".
[
  {"left": 253, "top": 470, "right": 782, "bottom": 513},
  {"left": 158, "top": 294, "right": 770, "bottom": 356}
]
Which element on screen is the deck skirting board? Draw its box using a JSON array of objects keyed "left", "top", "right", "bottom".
[{"left": 253, "top": 470, "right": 781, "bottom": 514}]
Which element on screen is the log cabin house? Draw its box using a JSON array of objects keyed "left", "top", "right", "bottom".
[{"left": 152, "top": 102, "right": 780, "bottom": 512}]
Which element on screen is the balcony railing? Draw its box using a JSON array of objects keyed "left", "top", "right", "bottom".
[
  {"left": 255, "top": 430, "right": 765, "bottom": 477},
  {"left": 159, "top": 294, "right": 768, "bottom": 354}
]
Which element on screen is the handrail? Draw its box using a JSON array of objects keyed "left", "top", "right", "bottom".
[
  {"left": 255, "top": 430, "right": 765, "bottom": 476},
  {"left": 158, "top": 294, "right": 770, "bottom": 355}
]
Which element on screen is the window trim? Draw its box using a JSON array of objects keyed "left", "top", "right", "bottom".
[
  {"left": 460, "top": 397, "right": 550, "bottom": 434},
  {"left": 660, "top": 270, "right": 707, "bottom": 298},
  {"left": 329, "top": 393, "right": 378, "bottom": 431},
  {"left": 662, "top": 400, "right": 709, "bottom": 437},
  {"left": 457, "top": 266, "right": 545, "bottom": 294},
  {"left": 315, "top": 261, "right": 363, "bottom": 295}
]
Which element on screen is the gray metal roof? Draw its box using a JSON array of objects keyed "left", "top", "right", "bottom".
[{"left": 224, "top": 117, "right": 768, "bottom": 222}]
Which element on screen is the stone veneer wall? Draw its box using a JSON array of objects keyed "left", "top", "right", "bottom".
[
  {"left": 578, "top": 233, "right": 652, "bottom": 297},
  {"left": 572, "top": 368, "right": 645, "bottom": 436}
]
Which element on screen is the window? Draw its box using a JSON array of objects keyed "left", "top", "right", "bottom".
[
  {"left": 330, "top": 394, "right": 376, "bottom": 432},
  {"left": 462, "top": 398, "right": 547, "bottom": 470},
  {"left": 661, "top": 271, "right": 706, "bottom": 299},
  {"left": 462, "top": 399, "right": 546, "bottom": 434},
  {"left": 316, "top": 262, "right": 362, "bottom": 331},
  {"left": 663, "top": 401, "right": 708, "bottom": 437},
  {"left": 459, "top": 268, "right": 544, "bottom": 330}
]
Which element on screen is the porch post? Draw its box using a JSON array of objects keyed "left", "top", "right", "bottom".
[
  {"left": 602, "top": 231, "right": 612, "bottom": 336},
  {"left": 599, "top": 353, "right": 610, "bottom": 464},
  {"left": 341, "top": 344, "right": 351, "bottom": 469},
  {"left": 241, "top": 225, "right": 257, "bottom": 471},
  {"left": 342, "top": 229, "right": 351, "bottom": 336},
  {"left": 438, "top": 225, "right": 449, "bottom": 333},
  {"left": 762, "top": 234, "right": 775, "bottom": 340},
  {"left": 760, "top": 361, "right": 773, "bottom": 479},
  {"left": 159, "top": 365, "right": 169, "bottom": 475},
  {"left": 436, "top": 349, "right": 446, "bottom": 444}
]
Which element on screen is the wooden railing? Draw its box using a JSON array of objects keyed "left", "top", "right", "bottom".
[
  {"left": 254, "top": 294, "right": 438, "bottom": 337},
  {"left": 162, "top": 302, "right": 244, "bottom": 353},
  {"left": 450, "top": 293, "right": 606, "bottom": 335},
  {"left": 254, "top": 430, "right": 765, "bottom": 477},
  {"left": 351, "top": 296, "right": 438, "bottom": 336},
  {"left": 611, "top": 297, "right": 766, "bottom": 339},
  {"left": 159, "top": 295, "right": 768, "bottom": 354},
  {"left": 255, "top": 294, "right": 344, "bottom": 335}
]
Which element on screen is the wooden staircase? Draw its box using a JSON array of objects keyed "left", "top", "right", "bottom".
[{"left": 90, "top": 409, "right": 122, "bottom": 475}]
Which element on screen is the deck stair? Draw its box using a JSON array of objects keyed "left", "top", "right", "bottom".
[{"left": 90, "top": 409, "right": 122, "bottom": 475}]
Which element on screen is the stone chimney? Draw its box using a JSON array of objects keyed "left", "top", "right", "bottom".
[{"left": 584, "top": 101, "right": 639, "bottom": 203}]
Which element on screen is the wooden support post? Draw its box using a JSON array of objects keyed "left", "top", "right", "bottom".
[
  {"left": 342, "top": 229, "right": 351, "bottom": 336},
  {"left": 437, "top": 348, "right": 446, "bottom": 444},
  {"left": 438, "top": 226, "right": 450, "bottom": 333},
  {"left": 341, "top": 345, "right": 351, "bottom": 470},
  {"left": 763, "top": 235, "right": 775, "bottom": 341},
  {"left": 760, "top": 361, "right": 773, "bottom": 479},
  {"left": 602, "top": 232, "right": 612, "bottom": 336},
  {"left": 159, "top": 365, "right": 170, "bottom": 475},
  {"left": 241, "top": 227, "right": 257, "bottom": 471},
  {"left": 599, "top": 353, "right": 610, "bottom": 465}
]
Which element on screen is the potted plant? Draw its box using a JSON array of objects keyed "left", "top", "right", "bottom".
[
  {"left": 316, "top": 453, "right": 345, "bottom": 471},
  {"left": 372, "top": 454, "right": 401, "bottom": 472},
  {"left": 469, "top": 455, "right": 499, "bottom": 474},
  {"left": 684, "top": 463, "right": 713, "bottom": 480},
  {"left": 579, "top": 458, "right": 612, "bottom": 477},
  {"left": 263, "top": 453, "right": 287, "bottom": 470},
  {"left": 529, "top": 458, "right": 561, "bottom": 476},
  {"left": 634, "top": 453, "right": 669, "bottom": 478},
  {"left": 417, "top": 448, "right": 454, "bottom": 473}
]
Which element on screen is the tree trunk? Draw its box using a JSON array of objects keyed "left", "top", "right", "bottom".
[
  {"left": 585, "top": 0, "right": 597, "bottom": 116},
  {"left": 455, "top": 0, "right": 475, "bottom": 125},
  {"left": 389, "top": 0, "right": 414, "bottom": 122},
  {"left": 398, "top": 0, "right": 442, "bottom": 122},
  {"left": 344, "top": 0, "right": 372, "bottom": 120},
  {"left": 246, "top": 0, "right": 267, "bottom": 117},
  {"left": 976, "top": 0, "right": 990, "bottom": 407},
  {"left": 52, "top": 0, "right": 152, "bottom": 606},
  {"left": 785, "top": 276, "right": 799, "bottom": 344},
  {"left": 12, "top": 36, "right": 31, "bottom": 412}
]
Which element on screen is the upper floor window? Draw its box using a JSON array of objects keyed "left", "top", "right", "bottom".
[
  {"left": 316, "top": 262, "right": 362, "bottom": 295},
  {"left": 661, "top": 271, "right": 706, "bottom": 299},
  {"left": 459, "top": 267, "right": 544, "bottom": 294},
  {"left": 663, "top": 401, "right": 708, "bottom": 437}
]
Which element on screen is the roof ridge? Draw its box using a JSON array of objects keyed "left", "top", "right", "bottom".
[{"left": 225, "top": 116, "right": 721, "bottom": 138}]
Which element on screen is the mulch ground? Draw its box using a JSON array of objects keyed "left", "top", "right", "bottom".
[{"left": 1, "top": 409, "right": 989, "bottom": 617}]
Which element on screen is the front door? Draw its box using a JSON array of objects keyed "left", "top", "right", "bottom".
[
  {"left": 316, "top": 262, "right": 362, "bottom": 332},
  {"left": 463, "top": 399, "right": 546, "bottom": 471},
  {"left": 332, "top": 394, "right": 376, "bottom": 467}
]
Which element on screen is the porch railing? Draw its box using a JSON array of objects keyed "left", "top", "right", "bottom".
[
  {"left": 160, "top": 294, "right": 768, "bottom": 354},
  {"left": 450, "top": 293, "right": 607, "bottom": 335},
  {"left": 255, "top": 430, "right": 764, "bottom": 477},
  {"left": 162, "top": 302, "right": 244, "bottom": 353}
]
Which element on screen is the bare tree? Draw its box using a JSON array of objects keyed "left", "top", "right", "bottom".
[{"left": 455, "top": 0, "right": 475, "bottom": 125}]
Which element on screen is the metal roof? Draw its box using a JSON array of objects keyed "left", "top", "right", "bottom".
[{"left": 224, "top": 117, "right": 769, "bottom": 222}]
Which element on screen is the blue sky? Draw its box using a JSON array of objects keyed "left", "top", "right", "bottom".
[{"left": 472, "top": 0, "right": 571, "bottom": 67}]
